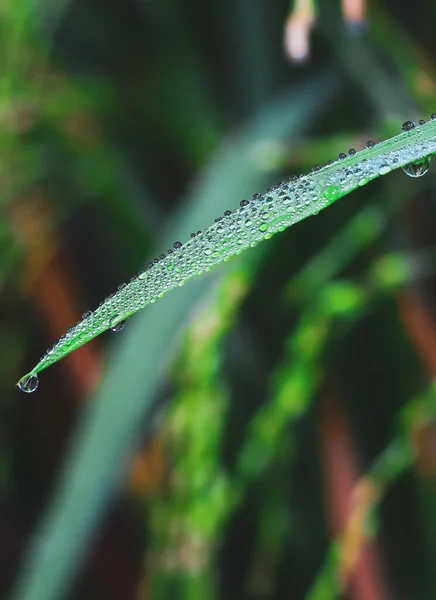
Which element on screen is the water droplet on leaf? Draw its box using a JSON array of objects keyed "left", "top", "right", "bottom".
[
  {"left": 402, "top": 156, "right": 432, "bottom": 178},
  {"left": 110, "top": 316, "right": 127, "bottom": 332},
  {"left": 402, "top": 121, "right": 415, "bottom": 132},
  {"left": 378, "top": 164, "right": 392, "bottom": 175}
]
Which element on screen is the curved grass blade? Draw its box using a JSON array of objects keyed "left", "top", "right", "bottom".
[{"left": 17, "top": 118, "right": 436, "bottom": 388}]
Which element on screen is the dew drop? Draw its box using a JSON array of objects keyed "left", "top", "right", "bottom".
[
  {"left": 431, "top": 114, "right": 436, "bottom": 121},
  {"left": 401, "top": 120, "right": 415, "bottom": 132},
  {"left": 378, "top": 164, "right": 392, "bottom": 175},
  {"left": 418, "top": 120, "right": 426, "bottom": 126},
  {"left": 338, "top": 153, "right": 347, "bottom": 160},
  {"left": 18, "top": 373, "right": 39, "bottom": 393},
  {"left": 258, "top": 223, "right": 269, "bottom": 233},
  {"left": 402, "top": 156, "right": 432, "bottom": 178},
  {"left": 322, "top": 184, "right": 341, "bottom": 201},
  {"left": 348, "top": 148, "right": 356, "bottom": 155},
  {"left": 365, "top": 140, "right": 375, "bottom": 148},
  {"left": 110, "top": 316, "right": 127, "bottom": 332},
  {"left": 240, "top": 199, "right": 249, "bottom": 207},
  {"left": 82, "top": 310, "right": 92, "bottom": 319}
]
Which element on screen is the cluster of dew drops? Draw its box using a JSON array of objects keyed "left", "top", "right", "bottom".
[{"left": 18, "top": 116, "right": 436, "bottom": 394}]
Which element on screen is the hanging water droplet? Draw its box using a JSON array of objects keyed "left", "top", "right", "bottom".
[
  {"left": 402, "top": 156, "right": 432, "bottom": 178},
  {"left": 18, "top": 373, "right": 39, "bottom": 393},
  {"left": 110, "top": 316, "right": 127, "bottom": 332}
]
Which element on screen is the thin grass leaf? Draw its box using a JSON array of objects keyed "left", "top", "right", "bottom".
[
  {"left": 305, "top": 382, "right": 436, "bottom": 600},
  {"left": 17, "top": 117, "right": 436, "bottom": 390},
  {"left": 236, "top": 247, "right": 436, "bottom": 484}
]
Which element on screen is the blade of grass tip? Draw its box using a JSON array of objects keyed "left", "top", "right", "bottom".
[
  {"left": 17, "top": 116, "right": 436, "bottom": 388},
  {"left": 11, "top": 71, "right": 341, "bottom": 600},
  {"left": 17, "top": 70, "right": 342, "bottom": 387}
]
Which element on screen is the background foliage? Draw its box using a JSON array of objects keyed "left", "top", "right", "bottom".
[{"left": 2, "top": 1, "right": 436, "bottom": 599}]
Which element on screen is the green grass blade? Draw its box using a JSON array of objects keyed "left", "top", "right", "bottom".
[
  {"left": 17, "top": 71, "right": 341, "bottom": 388},
  {"left": 17, "top": 117, "right": 436, "bottom": 388}
]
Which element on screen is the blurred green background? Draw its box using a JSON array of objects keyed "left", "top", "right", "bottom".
[{"left": 2, "top": 1, "right": 436, "bottom": 599}]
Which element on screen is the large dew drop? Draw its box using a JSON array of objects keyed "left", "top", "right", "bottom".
[
  {"left": 18, "top": 373, "right": 39, "bottom": 393},
  {"left": 110, "top": 316, "right": 127, "bottom": 332},
  {"left": 402, "top": 156, "right": 432, "bottom": 178}
]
